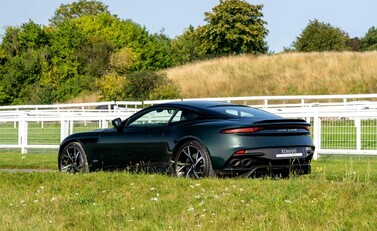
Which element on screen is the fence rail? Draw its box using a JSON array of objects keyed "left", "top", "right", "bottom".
[
  {"left": 1, "top": 94, "right": 377, "bottom": 159},
  {"left": 1, "top": 93, "right": 377, "bottom": 111}
]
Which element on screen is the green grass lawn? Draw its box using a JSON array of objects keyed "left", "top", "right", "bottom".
[
  {"left": 0, "top": 152, "right": 57, "bottom": 170},
  {"left": 0, "top": 153, "right": 376, "bottom": 230}
]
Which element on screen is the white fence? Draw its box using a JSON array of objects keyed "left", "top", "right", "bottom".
[{"left": 1, "top": 94, "right": 377, "bottom": 159}]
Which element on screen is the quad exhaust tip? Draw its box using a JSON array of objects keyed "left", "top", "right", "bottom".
[{"left": 229, "top": 158, "right": 253, "bottom": 167}]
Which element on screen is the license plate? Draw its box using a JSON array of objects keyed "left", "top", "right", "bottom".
[{"left": 276, "top": 148, "right": 304, "bottom": 158}]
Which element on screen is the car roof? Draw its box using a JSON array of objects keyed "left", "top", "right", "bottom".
[
  {"left": 155, "top": 100, "right": 234, "bottom": 109},
  {"left": 151, "top": 100, "right": 246, "bottom": 117}
]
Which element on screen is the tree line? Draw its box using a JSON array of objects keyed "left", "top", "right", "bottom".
[{"left": 0, "top": 0, "right": 376, "bottom": 105}]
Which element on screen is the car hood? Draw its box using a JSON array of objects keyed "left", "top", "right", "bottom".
[{"left": 60, "top": 128, "right": 116, "bottom": 145}]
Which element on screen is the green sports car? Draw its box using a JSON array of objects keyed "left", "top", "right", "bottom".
[{"left": 58, "top": 101, "right": 315, "bottom": 178}]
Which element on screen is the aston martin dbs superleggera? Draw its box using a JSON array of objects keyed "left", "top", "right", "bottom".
[{"left": 58, "top": 101, "right": 315, "bottom": 178}]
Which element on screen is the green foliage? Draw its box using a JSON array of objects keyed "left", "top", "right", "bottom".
[
  {"left": 71, "top": 13, "right": 173, "bottom": 71},
  {"left": 196, "top": 0, "right": 268, "bottom": 56},
  {"left": 49, "top": 0, "right": 110, "bottom": 27},
  {"left": 18, "top": 20, "right": 49, "bottom": 51},
  {"left": 346, "top": 37, "right": 362, "bottom": 51},
  {"left": 1, "top": 49, "right": 45, "bottom": 104},
  {"left": 97, "top": 72, "right": 126, "bottom": 101},
  {"left": 144, "top": 33, "right": 174, "bottom": 70},
  {"left": 97, "top": 70, "right": 180, "bottom": 101},
  {"left": 361, "top": 26, "right": 377, "bottom": 51},
  {"left": 0, "top": 8, "right": 176, "bottom": 105},
  {"left": 46, "top": 20, "right": 88, "bottom": 103},
  {"left": 0, "top": 85, "right": 7, "bottom": 103},
  {"left": 76, "top": 38, "right": 114, "bottom": 81},
  {"left": 148, "top": 79, "right": 181, "bottom": 100},
  {"left": 1, "top": 27, "right": 21, "bottom": 56},
  {"left": 109, "top": 47, "right": 137, "bottom": 75},
  {"left": 122, "top": 71, "right": 180, "bottom": 100},
  {"left": 1, "top": 20, "right": 48, "bottom": 58},
  {"left": 171, "top": 25, "right": 202, "bottom": 65},
  {"left": 293, "top": 19, "right": 349, "bottom": 52}
]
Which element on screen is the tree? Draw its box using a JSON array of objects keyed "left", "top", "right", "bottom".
[
  {"left": 196, "top": 0, "right": 268, "bottom": 56},
  {"left": 47, "top": 20, "right": 88, "bottom": 102},
  {"left": 49, "top": 0, "right": 110, "bottom": 27},
  {"left": 1, "top": 27, "right": 21, "bottom": 57},
  {"left": 1, "top": 49, "right": 45, "bottom": 104},
  {"left": 18, "top": 20, "right": 49, "bottom": 51},
  {"left": 171, "top": 25, "right": 202, "bottom": 65},
  {"left": 145, "top": 32, "right": 174, "bottom": 70},
  {"left": 76, "top": 38, "right": 114, "bottom": 80},
  {"left": 0, "top": 20, "right": 49, "bottom": 104},
  {"left": 293, "top": 19, "right": 349, "bottom": 52},
  {"left": 361, "top": 26, "right": 377, "bottom": 51},
  {"left": 71, "top": 13, "right": 173, "bottom": 71}
]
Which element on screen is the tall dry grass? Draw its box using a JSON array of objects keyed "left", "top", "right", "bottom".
[
  {"left": 166, "top": 52, "right": 377, "bottom": 98},
  {"left": 66, "top": 91, "right": 100, "bottom": 103}
]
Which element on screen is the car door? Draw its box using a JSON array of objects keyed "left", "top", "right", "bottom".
[{"left": 95, "top": 107, "right": 179, "bottom": 168}]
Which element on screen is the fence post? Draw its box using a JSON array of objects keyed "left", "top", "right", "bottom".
[
  {"left": 70, "top": 120, "right": 74, "bottom": 135},
  {"left": 60, "top": 118, "right": 69, "bottom": 143},
  {"left": 355, "top": 118, "right": 361, "bottom": 151},
  {"left": 312, "top": 112, "right": 321, "bottom": 160},
  {"left": 19, "top": 112, "right": 28, "bottom": 154},
  {"left": 102, "top": 119, "right": 108, "bottom": 128}
]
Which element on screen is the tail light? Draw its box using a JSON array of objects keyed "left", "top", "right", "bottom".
[
  {"left": 220, "top": 127, "right": 264, "bottom": 134},
  {"left": 221, "top": 125, "right": 310, "bottom": 134}
]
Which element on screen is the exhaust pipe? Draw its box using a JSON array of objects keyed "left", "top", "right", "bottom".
[
  {"left": 241, "top": 158, "right": 252, "bottom": 167},
  {"left": 229, "top": 158, "right": 241, "bottom": 167}
]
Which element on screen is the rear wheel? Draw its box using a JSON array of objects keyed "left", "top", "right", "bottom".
[
  {"left": 58, "top": 142, "right": 89, "bottom": 173},
  {"left": 174, "top": 140, "right": 214, "bottom": 179}
]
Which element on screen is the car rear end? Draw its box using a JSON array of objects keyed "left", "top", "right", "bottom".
[{"left": 219, "top": 119, "right": 315, "bottom": 178}]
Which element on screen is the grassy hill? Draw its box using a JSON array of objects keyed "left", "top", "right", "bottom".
[
  {"left": 166, "top": 51, "right": 377, "bottom": 98},
  {"left": 69, "top": 51, "right": 377, "bottom": 103}
]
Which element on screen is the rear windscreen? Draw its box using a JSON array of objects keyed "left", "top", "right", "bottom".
[{"left": 209, "top": 106, "right": 280, "bottom": 119}]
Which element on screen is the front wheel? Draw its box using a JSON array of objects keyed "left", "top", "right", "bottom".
[
  {"left": 174, "top": 140, "right": 214, "bottom": 179},
  {"left": 58, "top": 142, "right": 89, "bottom": 173}
]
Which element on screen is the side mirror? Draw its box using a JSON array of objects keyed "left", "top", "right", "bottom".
[{"left": 111, "top": 118, "right": 122, "bottom": 130}]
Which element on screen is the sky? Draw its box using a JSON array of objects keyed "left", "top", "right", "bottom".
[{"left": 0, "top": 0, "right": 377, "bottom": 52}]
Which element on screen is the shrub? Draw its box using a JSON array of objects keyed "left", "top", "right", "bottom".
[
  {"left": 123, "top": 71, "right": 180, "bottom": 100},
  {"left": 293, "top": 19, "right": 349, "bottom": 52},
  {"left": 97, "top": 72, "right": 126, "bottom": 101}
]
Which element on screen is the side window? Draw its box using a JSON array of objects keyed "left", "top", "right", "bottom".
[
  {"left": 171, "top": 110, "right": 198, "bottom": 122},
  {"left": 180, "top": 110, "right": 198, "bottom": 121},
  {"left": 129, "top": 108, "right": 177, "bottom": 126},
  {"left": 171, "top": 110, "right": 182, "bottom": 122}
]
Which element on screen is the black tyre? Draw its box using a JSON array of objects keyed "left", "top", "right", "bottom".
[
  {"left": 174, "top": 140, "right": 215, "bottom": 179},
  {"left": 58, "top": 142, "right": 89, "bottom": 173}
]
